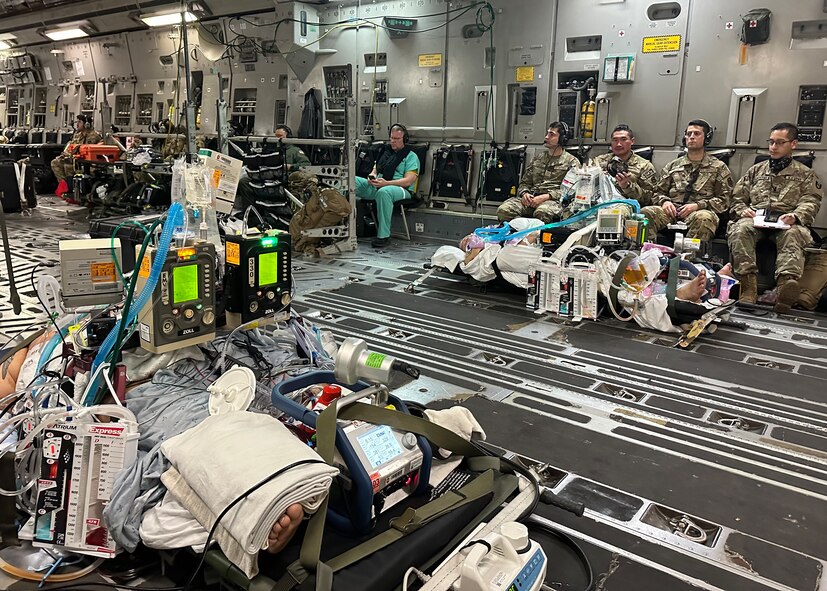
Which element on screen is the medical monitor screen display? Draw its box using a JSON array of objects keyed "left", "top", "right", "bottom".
[
  {"left": 357, "top": 425, "right": 404, "bottom": 469},
  {"left": 258, "top": 252, "right": 279, "bottom": 286},
  {"left": 172, "top": 264, "right": 199, "bottom": 304}
]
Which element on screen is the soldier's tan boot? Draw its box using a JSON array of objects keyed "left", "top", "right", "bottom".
[
  {"left": 774, "top": 275, "right": 801, "bottom": 314},
  {"left": 738, "top": 274, "right": 758, "bottom": 304}
]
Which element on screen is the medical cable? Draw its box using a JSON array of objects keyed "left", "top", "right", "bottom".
[
  {"left": 524, "top": 514, "right": 595, "bottom": 591},
  {"left": 475, "top": 199, "right": 641, "bottom": 244},
  {"left": 85, "top": 205, "right": 182, "bottom": 405},
  {"left": 0, "top": 556, "right": 104, "bottom": 584}
]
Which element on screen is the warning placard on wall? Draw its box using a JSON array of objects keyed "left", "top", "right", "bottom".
[
  {"left": 641, "top": 35, "right": 682, "bottom": 53},
  {"left": 418, "top": 53, "right": 442, "bottom": 67},
  {"left": 515, "top": 66, "right": 535, "bottom": 82}
]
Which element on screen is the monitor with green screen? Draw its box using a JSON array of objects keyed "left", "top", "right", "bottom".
[
  {"left": 258, "top": 252, "right": 279, "bottom": 286},
  {"left": 172, "top": 264, "right": 199, "bottom": 303}
]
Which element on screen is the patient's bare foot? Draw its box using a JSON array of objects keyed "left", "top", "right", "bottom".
[
  {"left": 676, "top": 271, "right": 707, "bottom": 303},
  {"left": 718, "top": 263, "right": 733, "bottom": 278},
  {"left": 266, "top": 503, "right": 304, "bottom": 554}
]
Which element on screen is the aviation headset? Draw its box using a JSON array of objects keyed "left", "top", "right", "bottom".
[
  {"left": 390, "top": 123, "right": 409, "bottom": 144},
  {"left": 682, "top": 119, "right": 713, "bottom": 147},
  {"left": 276, "top": 124, "right": 293, "bottom": 137},
  {"left": 76, "top": 114, "right": 92, "bottom": 126},
  {"left": 549, "top": 121, "right": 570, "bottom": 146}
]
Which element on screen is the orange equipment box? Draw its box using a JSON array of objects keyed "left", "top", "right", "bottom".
[{"left": 76, "top": 144, "right": 121, "bottom": 162}]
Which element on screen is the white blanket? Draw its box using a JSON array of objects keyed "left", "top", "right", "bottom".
[{"left": 160, "top": 412, "right": 338, "bottom": 578}]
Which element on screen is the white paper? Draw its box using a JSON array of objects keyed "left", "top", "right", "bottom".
[
  {"left": 197, "top": 149, "right": 243, "bottom": 213},
  {"left": 753, "top": 208, "right": 790, "bottom": 229},
  {"left": 753, "top": 215, "right": 790, "bottom": 230}
]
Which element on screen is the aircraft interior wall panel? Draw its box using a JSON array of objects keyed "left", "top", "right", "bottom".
[
  {"left": 88, "top": 35, "right": 134, "bottom": 129},
  {"left": 681, "top": 0, "right": 827, "bottom": 229},
  {"left": 553, "top": 0, "right": 689, "bottom": 147},
  {"left": 316, "top": 1, "right": 450, "bottom": 133},
  {"left": 444, "top": 0, "right": 555, "bottom": 146},
  {"left": 127, "top": 30, "right": 181, "bottom": 85},
  {"left": 681, "top": 0, "right": 827, "bottom": 150},
  {"left": 225, "top": 21, "right": 290, "bottom": 136}
]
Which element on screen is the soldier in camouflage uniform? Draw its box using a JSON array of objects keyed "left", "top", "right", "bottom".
[
  {"left": 50, "top": 114, "right": 103, "bottom": 183},
  {"left": 727, "top": 122, "right": 823, "bottom": 313},
  {"left": 497, "top": 123, "right": 579, "bottom": 223},
  {"left": 640, "top": 120, "right": 733, "bottom": 242},
  {"left": 592, "top": 124, "right": 658, "bottom": 206}
]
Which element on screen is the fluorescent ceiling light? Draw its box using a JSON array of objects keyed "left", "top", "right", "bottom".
[
  {"left": 140, "top": 11, "right": 198, "bottom": 27},
  {"left": 0, "top": 33, "right": 16, "bottom": 49},
  {"left": 44, "top": 27, "right": 90, "bottom": 41}
]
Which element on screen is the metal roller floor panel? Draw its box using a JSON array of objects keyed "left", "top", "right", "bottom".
[
  {"left": 287, "top": 240, "right": 827, "bottom": 591},
  {"left": 2, "top": 207, "right": 826, "bottom": 590}
]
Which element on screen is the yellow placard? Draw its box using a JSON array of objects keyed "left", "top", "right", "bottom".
[
  {"left": 90, "top": 262, "right": 116, "bottom": 283},
  {"left": 515, "top": 66, "right": 535, "bottom": 83},
  {"left": 642, "top": 35, "right": 682, "bottom": 53},
  {"left": 418, "top": 53, "right": 442, "bottom": 67},
  {"left": 226, "top": 241, "right": 240, "bottom": 266},
  {"left": 138, "top": 254, "right": 151, "bottom": 278},
  {"left": 49, "top": 105, "right": 56, "bottom": 113}
]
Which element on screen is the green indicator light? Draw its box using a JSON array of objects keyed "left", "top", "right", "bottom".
[{"left": 261, "top": 237, "right": 278, "bottom": 246}]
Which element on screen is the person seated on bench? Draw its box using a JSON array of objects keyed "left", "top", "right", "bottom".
[
  {"left": 591, "top": 124, "right": 658, "bottom": 206},
  {"left": 50, "top": 114, "right": 103, "bottom": 196},
  {"left": 274, "top": 125, "right": 310, "bottom": 172},
  {"left": 355, "top": 124, "right": 419, "bottom": 248},
  {"left": 497, "top": 122, "right": 579, "bottom": 224},
  {"left": 640, "top": 119, "right": 733, "bottom": 242},
  {"left": 727, "top": 122, "right": 823, "bottom": 313}
]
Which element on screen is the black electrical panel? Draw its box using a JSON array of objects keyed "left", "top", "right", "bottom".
[
  {"left": 520, "top": 87, "right": 537, "bottom": 116},
  {"left": 558, "top": 92, "right": 578, "bottom": 131},
  {"left": 798, "top": 85, "right": 827, "bottom": 143}
]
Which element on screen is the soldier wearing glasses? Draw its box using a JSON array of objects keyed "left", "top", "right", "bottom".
[
  {"left": 728, "top": 122, "right": 823, "bottom": 312},
  {"left": 640, "top": 119, "right": 733, "bottom": 242}
]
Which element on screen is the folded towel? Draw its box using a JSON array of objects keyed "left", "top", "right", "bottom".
[
  {"left": 160, "top": 412, "right": 338, "bottom": 578},
  {"left": 424, "top": 407, "right": 486, "bottom": 458},
  {"left": 139, "top": 491, "right": 209, "bottom": 552}
]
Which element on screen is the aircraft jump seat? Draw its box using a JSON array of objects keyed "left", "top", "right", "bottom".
[{"left": 747, "top": 152, "right": 818, "bottom": 292}]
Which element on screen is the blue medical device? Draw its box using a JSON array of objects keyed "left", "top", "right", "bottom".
[{"left": 272, "top": 370, "right": 432, "bottom": 535}]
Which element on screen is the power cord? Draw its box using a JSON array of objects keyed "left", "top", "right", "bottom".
[
  {"left": 31, "top": 262, "right": 62, "bottom": 339},
  {"left": 524, "top": 514, "right": 594, "bottom": 591}
]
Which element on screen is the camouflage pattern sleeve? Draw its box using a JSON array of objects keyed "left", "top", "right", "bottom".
[
  {"left": 730, "top": 165, "right": 755, "bottom": 218},
  {"left": 651, "top": 161, "right": 676, "bottom": 206},
  {"left": 517, "top": 152, "right": 544, "bottom": 196},
  {"left": 703, "top": 162, "right": 733, "bottom": 214},
  {"left": 626, "top": 159, "right": 658, "bottom": 206},
  {"left": 793, "top": 169, "right": 824, "bottom": 227}
]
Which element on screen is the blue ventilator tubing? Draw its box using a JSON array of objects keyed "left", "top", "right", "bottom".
[
  {"left": 85, "top": 202, "right": 185, "bottom": 404},
  {"left": 475, "top": 199, "right": 641, "bottom": 244}
]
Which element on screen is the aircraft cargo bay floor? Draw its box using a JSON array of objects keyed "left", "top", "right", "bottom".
[{"left": 1, "top": 206, "right": 825, "bottom": 590}]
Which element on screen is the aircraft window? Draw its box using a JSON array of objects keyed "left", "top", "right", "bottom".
[{"left": 647, "top": 2, "right": 681, "bottom": 21}]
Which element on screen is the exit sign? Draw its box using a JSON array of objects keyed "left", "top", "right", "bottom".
[{"left": 384, "top": 17, "right": 417, "bottom": 38}]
